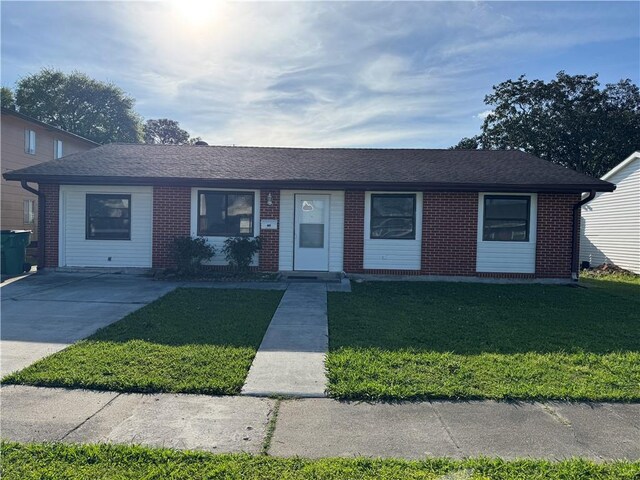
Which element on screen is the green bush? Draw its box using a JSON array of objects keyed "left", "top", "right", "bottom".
[
  {"left": 222, "top": 236, "right": 262, "bottom": 271},
  {"left": 171, "top": 236, "right": 215, "bottom": 275}
]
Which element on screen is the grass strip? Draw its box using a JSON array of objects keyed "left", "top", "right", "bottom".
[
  {"left": 3, "top": 288, "right": 283, "bottom": 395},
  {"left": 261, "top": 399, "right": 282, "bottom": 455},
  {"left": 2, "top": 441, "right": 639, "bottom": 480}
]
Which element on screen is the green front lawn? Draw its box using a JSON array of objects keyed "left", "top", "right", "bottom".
[
  {"left": 327, "top": 277, "right": 640, "bottom": 401},
  {"left": 3, "top": 442, "right": 639, "bottom": 480},
  {"left": 3, "top": 288, "right": 283, "bottom": 395}
]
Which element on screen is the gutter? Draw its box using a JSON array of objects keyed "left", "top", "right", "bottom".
[
  {"left": 571, "top": 190, "right": 596, "bottom": 281},
  {"left": 2, "top": 173, "right": 616, "bottom": 194},
  {"left": 20, "top": 180, "right": 45, "bottom": 271}
]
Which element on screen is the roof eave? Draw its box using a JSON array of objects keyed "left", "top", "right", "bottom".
[
  {"left": 3, "top": 173, "right": 616, "bottom": 193},
  {"left": 1, "top": 108, "right": 100, "bottom": 146}
]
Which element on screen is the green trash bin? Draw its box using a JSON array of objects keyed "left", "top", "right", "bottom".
[{"left": 1, "top": 230, "right": 32, "bottom": 276}]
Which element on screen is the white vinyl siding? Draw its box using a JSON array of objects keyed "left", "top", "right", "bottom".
[
  {"left": 59, "top": 185, "right": 153, "bottom": 268},
  {"left": 580, "top": 155, "right": 640, "bottom": 273},
  {"left": 279, "top": 190, "right": 344, "bottom": 272},
  {"left": 363, "top": 191, "right": 422, "bottom": 270},
  {"left": 190, "top": 188, "right": 261, "bottom": 266},
  {"left": 476, "top": 193, "right": 537, "bottom": 273}
]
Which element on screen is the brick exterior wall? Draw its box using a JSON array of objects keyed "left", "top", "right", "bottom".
[
  {"left": 41, "top": 183, "right": 59, "bottom": 268},
  {"left": 259, "top": 189, "right": 280, "bottom": 272},
  {"left": 41, "top": 183, "right": 578, "bottom": 279},
  {"left": 152, "top": 186, "right": 191, "bottom": 268},
  {"left": 421, "top": 192, "right": 478, "bottom": 276},
  {"left": 535, "top": 193, "right": 580, "bottom": 279},
  {"left": 343, "top": 190, "right": 365, "bottom": 273}
]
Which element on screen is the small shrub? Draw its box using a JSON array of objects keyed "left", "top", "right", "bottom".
[
  {"left": 171, "top": 236, "right": 215, "bottom": 275},
  {"left": 222, "top": 236, "right": 262, "bottom": 271}
]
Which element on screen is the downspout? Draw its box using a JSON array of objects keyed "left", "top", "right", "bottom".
[
  {"left": 571, "top": 190, "right": 596, "bottom": 281},
  {"left": 20, "top": 180, "right": 45, "bottom": 271}
]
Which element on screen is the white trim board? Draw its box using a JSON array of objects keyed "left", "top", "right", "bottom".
[
  {"left": 363, "top": 191, "right": 423, "bottom": 271},
  {"left": 476, "top": 192, "right": 537, "bottom": 274},
  {"left": 279, "top": 190, "right": 344, "bottom": 272}
]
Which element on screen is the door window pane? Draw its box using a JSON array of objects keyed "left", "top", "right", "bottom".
[
  {"left": 299, "top": 224, "right": 324, "bottom": 248},
  {"left": 300, "top": 199, "right": 325, "bottom": 224}
]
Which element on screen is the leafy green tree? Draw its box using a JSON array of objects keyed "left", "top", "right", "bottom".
[
  {"left": 15, "top": 68, "right": 142, "bottom": 144},
  {"left": 143, "top": 118, "right": 192, "bottom": 145},
  {"left": 452, "top": 72, "right": 640, "bottom": 177},
  {"left": 1, "top": 87, "right": 16, "bottom": 110},
  {"left": 451, "top": 136, "right": 480, "bottom": 149}
]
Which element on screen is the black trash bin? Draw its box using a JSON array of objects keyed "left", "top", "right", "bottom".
[{"left": 1, "top": 230, "right": 32, "bottom": 275}]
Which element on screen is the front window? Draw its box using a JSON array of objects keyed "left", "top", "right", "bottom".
[
  {"left": 483, "top": 195, "right": 531, "bottom": 241},
  {"left": 54, "top": 139, "right": 63, "bottom": 159},
  {"left": 198, "top": 191, "right": 254, "bottom": 236},
  {"left": 86, "top": 194, "right": 131, "bottom": 240},
  {"left": 370, "top": 194, "right": 416, "bottom": 240}
]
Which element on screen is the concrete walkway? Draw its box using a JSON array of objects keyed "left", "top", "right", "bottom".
[
  {"left": 2, "top": 386, "right": 639, "bottom": 460},
  {"left": 241, "top": 283, "right": 328, "bottom": 397}
]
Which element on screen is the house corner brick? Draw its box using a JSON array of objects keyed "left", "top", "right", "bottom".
[
  {"left": 343, "top": 190, "right": 365, "bottom": 273},
  {"left": 152, "top": 186, "right": 191, "bottom": 269},
  {"left": 40, "top": 183, "right": 59, "bottom": 268},
  {"left": 259, "top": 189, "right": 280, "bottom": 272},
  {"left": 535, "top": 193, "right": 579, "bottom": 279}
]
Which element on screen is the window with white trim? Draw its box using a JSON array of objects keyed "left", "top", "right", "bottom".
[
  {"left": 24, "top": 129, "right": 36, "bottom": 154},
  {"left": 482, "top": 195, "right": 531, "bottom": 241},
  {"left": 54, "top": 139, "right": 63, "bottom": 159},
  {"left": 23, "top": 199, "right": 35, "bottom": 224},
  {"left": 86, "top": 194, "right": 131, "bottom": 240},
  {"left": 370, "top": 194, "right": 417, "bottom": 240},
  {"left": 197, "top": 191, "right": 254, "bottom": 236}
]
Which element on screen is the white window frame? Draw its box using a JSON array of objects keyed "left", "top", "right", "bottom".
[
  {"left": 363, "top": 191, "right": 423, "bottom": 271},
  {"left": 54, "top": 139, "right": 63, "bottom": 159},
  {"left": 476, "top": 192, "right": 537, "bottom": 274},
  {"left": 23, "top": 199, "right": 35, "bottom": 224},
  {"left": 190, "top": 188, "right": 261, "bottom": 267},
  {"left": 477, "top": 193, "right": 537, "bottom": 245},
  {"left": 24, "top": 129, "right": 36, "bottom": 154}
]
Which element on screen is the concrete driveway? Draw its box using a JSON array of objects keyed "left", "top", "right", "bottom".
[{"left": 1, "top": 272, "right": 177, "bottom": 376}]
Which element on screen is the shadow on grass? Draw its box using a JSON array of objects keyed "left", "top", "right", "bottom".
[
  {"left": 88, "top": 288, "right": 283, "bottom": 348},
  {"left": 328, "top": 281, "right": 640, "bottom": 355}
]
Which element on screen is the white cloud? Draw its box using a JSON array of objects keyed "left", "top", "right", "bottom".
[
  {"left": 2, "top": 1, "right": 638, "bottom": 147},
  {"left": 476, "top": 110, "right": 494, "bottom": 120}
]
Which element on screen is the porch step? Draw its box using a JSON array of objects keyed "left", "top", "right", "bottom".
[{"left": 280, "top": 271, "right": 343, "bottom": 283}]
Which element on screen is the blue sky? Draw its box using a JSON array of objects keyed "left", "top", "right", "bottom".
[{"left": 2, "top": 1, "right": 638, "bottom": 148}]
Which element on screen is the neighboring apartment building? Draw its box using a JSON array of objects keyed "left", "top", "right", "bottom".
[{"left": 1, "top": 107, "right": 98, "bottom": 240}]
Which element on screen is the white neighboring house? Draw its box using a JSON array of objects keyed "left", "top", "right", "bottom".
[{"left": 580, "top": 151, "right": 640, "bottom": 274}]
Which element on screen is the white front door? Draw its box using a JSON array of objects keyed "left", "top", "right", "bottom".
[{"left": 294, "top": 194, "right": 330, "bottom": 271}]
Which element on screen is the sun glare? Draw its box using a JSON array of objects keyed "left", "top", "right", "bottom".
[{"left": 171, "top": 0, "right": 219, "bottom": 28}]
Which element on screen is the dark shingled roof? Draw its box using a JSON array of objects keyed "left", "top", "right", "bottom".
[{"left": 3, "top": 143, "right": 614, "bottom": 192}]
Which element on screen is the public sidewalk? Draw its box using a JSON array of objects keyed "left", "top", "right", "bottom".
[
  {"left": 2, "top": 385, "right": 639, "bottom": 460},
  {"left": 241, "top": 282, "right": 328, "bottom": 397}
]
